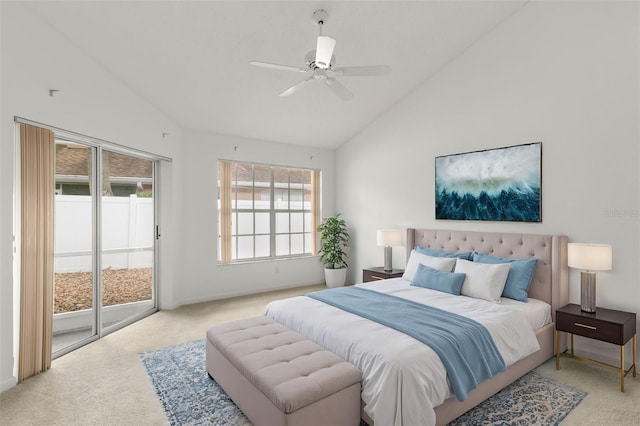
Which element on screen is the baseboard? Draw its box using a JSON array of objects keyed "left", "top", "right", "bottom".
[
  {"left": 161, "top": 280, "right": 324, "bottom": 310},
  {"left": 1, "top": 376, "right": 17, "bottom": 393}
]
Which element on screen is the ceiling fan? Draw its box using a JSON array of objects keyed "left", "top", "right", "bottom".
[{"left": 250, "top": 9, "right": 391, "bottom": 101}]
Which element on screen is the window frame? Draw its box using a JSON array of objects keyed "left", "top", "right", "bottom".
[{"left": 218, "top": 160, "right": 320, "bottom": 264}]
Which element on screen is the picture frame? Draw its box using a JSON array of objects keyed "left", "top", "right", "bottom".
[{"left": 435, "top": 142, "right": 541, "bottom": 222}]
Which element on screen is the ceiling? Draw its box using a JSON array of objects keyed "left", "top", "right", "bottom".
[{"left": 25, "top": 1, "right": 527, "bottom": 149}]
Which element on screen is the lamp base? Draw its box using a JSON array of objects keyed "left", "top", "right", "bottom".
[
  {"left": 383, "top": 246, "right": 392, "bottom": 271},
  {"left": 580, "top": 271, "right": 596, "bottom": 313}
]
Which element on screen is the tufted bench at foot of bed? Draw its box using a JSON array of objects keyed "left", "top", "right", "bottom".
[{"left": 206, "top": 316, "right": 362, "bottom": 426}]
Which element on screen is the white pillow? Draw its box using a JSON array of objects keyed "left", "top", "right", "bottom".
[
  {"left": 454, "top": 258, "right": 510, "bottom": 302},
  {"left": 403, "top": 250, "right": 457, "bottom": 281}
]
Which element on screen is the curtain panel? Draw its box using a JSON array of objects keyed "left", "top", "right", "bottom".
[
  {"left": 310, "top": 169, "right": 321, "bottom": 255},
  {"left": 18, "top": 123, "right": 55, "bottom": 382},
  {"left": 219, "top": 161, "right": 233, "bottom": 264}
]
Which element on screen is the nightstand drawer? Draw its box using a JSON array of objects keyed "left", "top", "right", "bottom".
[
  {"left": 363, "top": 271, "right": 388, "bottom": 281},
  {"left": 556, "top": 312, "right": 623, "bottom": 345},
  {"left": 362, "top": 267, "right": 404, "bottom": 283}
]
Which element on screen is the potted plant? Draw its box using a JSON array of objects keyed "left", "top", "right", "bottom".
[{"left": 318, "top": 214, "right": 349, "bottom": 288}]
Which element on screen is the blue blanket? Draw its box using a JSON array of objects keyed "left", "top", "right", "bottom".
[{"left": 307, "top": 286, "right": 506, "bottom": 401}]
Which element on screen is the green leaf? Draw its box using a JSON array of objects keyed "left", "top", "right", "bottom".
[{"left": 317, "top": 214, "right": 350, "bottom": 269}]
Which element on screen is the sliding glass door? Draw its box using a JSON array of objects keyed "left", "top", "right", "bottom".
[
  {"left": 52, "top": 141, "right": 97, "bottom": 353},
  {"left": 100, "top": 149, "right": 155, "bottom": 332},
  {"left": 52, "top": 142, "right": 158, "bottom": 357}
]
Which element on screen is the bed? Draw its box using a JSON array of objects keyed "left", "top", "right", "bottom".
[{"left": 266, "top": 228, "right": 568, "bottom": 425}]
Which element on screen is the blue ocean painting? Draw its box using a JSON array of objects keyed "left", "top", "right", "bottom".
[{"left": 435, "top": 143, "right": 541, "bottom": 222}]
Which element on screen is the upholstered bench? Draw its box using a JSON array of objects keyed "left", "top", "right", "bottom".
[{"left": 206, "top": 316, "right": 362, "bottom": 426}]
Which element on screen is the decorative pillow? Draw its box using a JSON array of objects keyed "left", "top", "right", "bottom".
[
  {"left": 415, "top": 246, "right": 473, "bottom": 260},
  {"left": 402, "top": 250, "right": 457, "bottom": 282},
  {"left": 454, "top": 258, "right": 510, "bottom": 302},
  {"left": 411, "top": 264, "right": 466, "bottom": 295},
  {"left": 472, "top": 252, "right": 538, "bottom": 303}
]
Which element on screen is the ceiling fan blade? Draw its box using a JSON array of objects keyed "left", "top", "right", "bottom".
[
  {"left": 331, "top": 65, "right": 391, "bottom": 77},
  {"left": 279, "top": 77, "right": 314, "bottom": 97},
  {"left": 325, "top": 78, "right": 354, "bottom": 101},
  {"left": 315, "top": 36, "right": 336, "bottom": 69},
  {"left": 250, "top": 61, "right": 308, "bottom": 73}
]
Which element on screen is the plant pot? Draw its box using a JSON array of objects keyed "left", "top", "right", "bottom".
[{"left": 324, "top": 268, "right": 347, "bottom": 288}]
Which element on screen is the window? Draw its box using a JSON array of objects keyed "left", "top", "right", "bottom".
[{"left": 218, "top": 161, "right": 321, "bottom": 263}]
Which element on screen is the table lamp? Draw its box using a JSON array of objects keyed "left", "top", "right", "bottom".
[
  {"left": 567, "top": 242, "right": 612, "bottom": 313},
  {"left": 377, "top": 230, "right": 402, "bottom": 272}
]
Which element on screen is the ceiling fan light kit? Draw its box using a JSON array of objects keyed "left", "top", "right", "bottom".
[
  {"left": 250, "top": 9, "right": 391, "bottom": 100},
  {"left": 315, "top": 36, "right": 336, "bottom": 69}
]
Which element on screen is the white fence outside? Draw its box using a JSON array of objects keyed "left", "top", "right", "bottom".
[{"left": 55, "top": 195, "right": 153, "bottom": 273}]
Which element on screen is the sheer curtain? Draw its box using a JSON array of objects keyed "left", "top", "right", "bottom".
[
  {"left": 310, "top": 169, "right": 321, "bottom": 255},
  {"left": 18, "top": 123, "right": 55, "bottom": 382},
  {"left": 219, "top": 161, "right": 233, "bottom": 264}
]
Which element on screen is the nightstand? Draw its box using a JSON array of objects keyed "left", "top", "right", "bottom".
[
  {"left": 555, "top": 303, "right": 636, "bottom": 391},
  {"left": 362, "top": 267, "right": 404, "bottom": 282}
]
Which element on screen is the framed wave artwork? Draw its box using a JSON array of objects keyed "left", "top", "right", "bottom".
[{"left": 435, "top": 142, "right": 541, "bottom": 222}]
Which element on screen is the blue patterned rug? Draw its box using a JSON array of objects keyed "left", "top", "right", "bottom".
[{"left": 140, "top": 339, "right": 587, "bottom": 426}]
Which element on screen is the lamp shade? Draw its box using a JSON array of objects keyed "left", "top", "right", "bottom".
[
  {"left": 567, "top": 243, "right": 612, "bottom": 271},
  {"left": 377, "top": 229, "right": 402, "bottom": 247}
]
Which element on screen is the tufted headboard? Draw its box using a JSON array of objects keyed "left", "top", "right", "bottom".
[{"left": 407, "top": 229, "right": 568, "bottom": 320}]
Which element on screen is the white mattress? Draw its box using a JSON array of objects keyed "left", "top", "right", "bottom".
[
  {"left": 497, "top": 294, "right": 552, "bottom": 331},
  {"left": 265, "top": 278, "right": 543, "bottom": 426}
]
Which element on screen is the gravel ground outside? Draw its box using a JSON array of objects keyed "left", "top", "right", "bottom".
[{"left": 54, "top": 268, "right": 152, "bottom": 314}]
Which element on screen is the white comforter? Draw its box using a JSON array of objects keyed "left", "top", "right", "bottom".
[{"left": 264, "top": 279, "right": 542, "bottom": 426}]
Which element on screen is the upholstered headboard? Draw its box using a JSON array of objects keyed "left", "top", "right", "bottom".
[{"left": 406, "top": 229, "right": 568, "bottom": 320}]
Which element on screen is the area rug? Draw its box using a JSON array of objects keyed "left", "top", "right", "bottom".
[{"left": 140, "top": 340, "right": 587, "bottom": 426}]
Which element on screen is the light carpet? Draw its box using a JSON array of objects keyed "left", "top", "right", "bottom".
[{"left": 140, "top": 339, "right": 587, "bottom": 426}]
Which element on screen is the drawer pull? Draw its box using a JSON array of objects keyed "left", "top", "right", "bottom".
[
  {"left": 574, "top": 322, "right": 597, "bottom": 330},
  {"left": 370, "top": 275, "right": 385, "bottom": 280}
]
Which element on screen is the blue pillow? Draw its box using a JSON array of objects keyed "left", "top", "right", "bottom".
[
  {"left": 415, "top": 246, "right": 473, "bottom": 260},
  {"left": 411, "top": 263, "right": 466, "bottom": 295},
  {"left": 472, "top": 252, "right": 538, "bottom": 302}
]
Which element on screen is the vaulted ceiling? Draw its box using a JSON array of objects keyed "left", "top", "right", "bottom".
[{"left": 24, "top": 1, "right": 527, "bottom": 149}]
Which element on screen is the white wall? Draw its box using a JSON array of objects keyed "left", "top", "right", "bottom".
[
  {"left": 0, "top": 3, "right": 184, "bottom": 391},
  {"left": 175, "top": 130, "right": 334, "bottom": 307},
  {"left": 0, "top": 2, "right": 336, "bottom": 393},
  {"left": 336, "top": 1, "right": 639, "bottom": 365}
]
